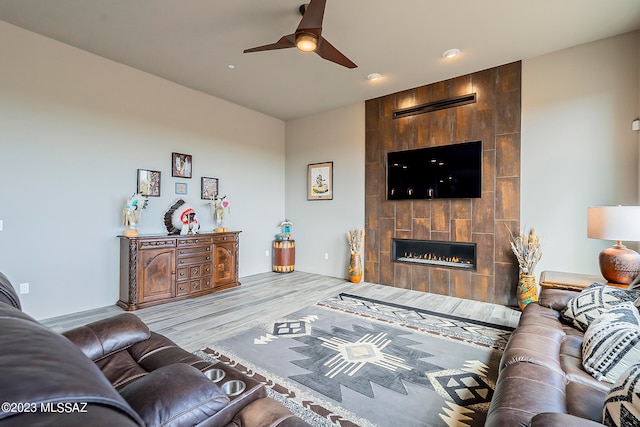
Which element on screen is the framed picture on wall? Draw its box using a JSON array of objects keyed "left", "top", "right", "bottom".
[
  {"left": 307, "top": 161, "right": 333, "bottom": 200},
  {"left": 172, "top": 152, "right": 192, "bottom": 178},
  {"left": 175, "top": 182, "right": 188, "bottom": 195},
  {"left": 201, "top": 177, "right": 219, "bottom": 200},
  {"left": 137, "top": 169, "right": 161, "bottom": 197}
]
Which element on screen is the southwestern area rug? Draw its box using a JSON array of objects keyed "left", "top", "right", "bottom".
[{"left": 196, "top": 293, "right": 513, "bottom": 427}]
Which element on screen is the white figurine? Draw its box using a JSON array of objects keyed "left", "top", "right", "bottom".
[
  {"left": 123, "top": 193, "right": 148, "bottom": 236},
  {"left": 209, "top": 195, "right": 230, "bottom": 230}
]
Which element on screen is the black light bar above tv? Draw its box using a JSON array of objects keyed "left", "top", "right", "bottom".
[{"left": 393, "top": 93, "right": 477, "bottom": 119}]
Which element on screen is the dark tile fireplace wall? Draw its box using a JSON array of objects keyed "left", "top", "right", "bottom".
[{"left": 365, "top": 62, "right": 521, "bottom": 307}]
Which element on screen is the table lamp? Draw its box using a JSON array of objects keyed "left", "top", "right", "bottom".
[{"left": 587, "top": 206, "right": 640, "bottom": 285}]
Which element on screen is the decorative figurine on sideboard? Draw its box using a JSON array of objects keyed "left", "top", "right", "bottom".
[
  {"left": 210, "top": 194, "right": 230, "bottom": 232},
  {"left": 122, "top": 193, "right": 148, "bottom": 237},
  {"left": 164, "top": 198, "right": 200, "bottom": 235}
]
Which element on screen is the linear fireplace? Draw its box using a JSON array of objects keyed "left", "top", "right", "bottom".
[{"left": 391, "top": 239, "right": 476, "bottom": 271}]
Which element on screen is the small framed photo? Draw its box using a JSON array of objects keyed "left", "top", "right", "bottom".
[
  {"left": 201, "top": 177, "right": 219, "bottom": 200},
  {"left": 175, "top": 182, "right": 188, "bottom": 195},
  {"left": 307, "top": 161, "right": 333, "bottom": 200},
  {"left": 172, "top": 152, "right": 192, "bottom": 178},
  {"left": 137, "top": 169, "right": 161, "bottom": 197}
]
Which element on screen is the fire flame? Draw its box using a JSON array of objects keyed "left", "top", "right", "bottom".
[{"left": 403, "top": 252, "right": 472, "bottom": 265}]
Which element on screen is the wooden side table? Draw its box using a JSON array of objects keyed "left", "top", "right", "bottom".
[
  {"left": 539, "top": 270, "right": 626, "bottom": 291},
  {"left": 273, "top": 240, "right": 295, "bottom": 273}
]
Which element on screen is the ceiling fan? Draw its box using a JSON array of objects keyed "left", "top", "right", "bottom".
[{"left": 243, "top": 0, "right": 357, "bottom": 69}]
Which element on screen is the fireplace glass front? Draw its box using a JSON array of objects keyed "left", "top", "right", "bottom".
[{"left": 391, "top": 238, "right": 476, "bottom": 270}]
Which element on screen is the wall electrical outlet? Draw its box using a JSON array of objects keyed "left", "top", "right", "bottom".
[
  {"left": 0, "top": 219, "right": 3, "bottom": 231},
  {"left": 265, "top": 250, "right": 269, "bottom": 257},
  {"left": 324, "top": 253, "right": 329, "bottom": 260},
  {"left": 19, "top": 283, "right": 29, "bottom": 294}
]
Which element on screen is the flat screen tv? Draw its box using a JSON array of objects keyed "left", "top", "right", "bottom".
[{"left": 387, "top": 141, "right": 482, "bottom": 200}]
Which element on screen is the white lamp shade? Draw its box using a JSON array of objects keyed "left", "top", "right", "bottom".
[{"left": 587, "top": 206, "right": 640, "bottom": 241}]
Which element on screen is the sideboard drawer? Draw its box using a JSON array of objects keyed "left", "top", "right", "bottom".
[
  {"left": 190, "top": 265, "right": 202, "bottom": 278},
  {"left": 177, "top": 245, "right": 212, "bottom": 257},
  {"left": 177, "top": 254, "right": 212, "bottom": 266},
  {"left": 178, "top": 237, "right": 213, "bottom": 247},
  {"left": 139, "top": 239, "right": 176, "bottom": 250},
  {"left": 190, "top": 280, "right": 202, "bottom": 293},
  {"left": 177, "top": 267, "right": 189, "bottom": 281},
  {"left": 176, "top": 281, "right": 190, "bottom": 296}
]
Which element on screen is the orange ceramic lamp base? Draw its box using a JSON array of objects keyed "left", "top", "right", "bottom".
[{"left": 598, "top": 242, "right": 640, "bottom": 285}]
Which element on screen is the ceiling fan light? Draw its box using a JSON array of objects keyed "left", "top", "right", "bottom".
[{"left": 296, "top": 33, "right": 318, "bottom": 52}]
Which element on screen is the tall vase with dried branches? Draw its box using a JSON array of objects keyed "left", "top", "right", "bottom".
[
  {"left": 347, "top": 229, "right": 365, "bottom": 283},
  {"left": 508, "top": 227, "right": 543, "bottom": 310}
]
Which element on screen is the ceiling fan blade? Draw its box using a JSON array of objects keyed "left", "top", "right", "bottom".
[
  {"left": 316, "top": 37, "right": 357, "bottom": 69},
  {"left": 297, "top": 0, "right": 326, "bottom": 33},
  {"left": 243, "top": 34, "right": 295, "bottom": 53}
]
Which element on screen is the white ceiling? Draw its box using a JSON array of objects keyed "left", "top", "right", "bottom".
[{"left": 1, "top": 1, "right": 639, "bottom": 121}]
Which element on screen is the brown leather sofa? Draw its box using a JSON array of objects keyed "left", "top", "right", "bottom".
[
  {"left": 0, "top": 272, "right": 309, "bottom": 427},
  {"left": 486, "top": 287, "right": 611, "bottom": 426}
]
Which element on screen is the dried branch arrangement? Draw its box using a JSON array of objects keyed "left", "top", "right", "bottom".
[
  {"left": 347, "top": 229, "right": 365, "bottom": 255},
  {"left": 507, "top": 226, "right": 542, "bottom": 275}
]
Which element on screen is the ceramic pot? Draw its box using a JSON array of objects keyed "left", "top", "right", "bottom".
[
  {"left": 349, "top": 253, "right": 363, "bottom": 283},
  {"left": 517, "top": 274, "right": 538, "bottom": 311}
]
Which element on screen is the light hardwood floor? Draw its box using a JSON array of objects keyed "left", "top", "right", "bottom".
[{"left": 41, "top": 271, "right": 521, "bottom": 353}]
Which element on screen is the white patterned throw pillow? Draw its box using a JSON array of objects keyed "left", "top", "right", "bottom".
[
  {"left": 583, "top": 302, "right": 640, "bottom": 383},
  {"left": 560, "top": 283, "right": 640, "bottom": 332},
  {"left": 603, "top": 364, "right": 640, "bottom": 426}
]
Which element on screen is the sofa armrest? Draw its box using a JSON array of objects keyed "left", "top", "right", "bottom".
[
  {"left": 538, "top": 288, "right": 581, "bottom": 311},
  {"left": 226, "top": 397, "right": 311, "bottom": 427},
  {"left": 119, "top": 363, "right": 230, "bottom": 427},
  {"left": 63, "top": 313, "right": 150, "bottom": 361},
  {"left": 0, "top": 272, "right": 21, "bottom": 310},
  {"left": 529, "top": 412, "right": 605, "bottom": 426}
]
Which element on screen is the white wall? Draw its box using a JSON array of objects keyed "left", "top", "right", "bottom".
[
  {"left": 1, "top": 22, "right": 637, "bottom": 320},
  {"left": 0, "top": 22, "right": 285, "bottom": 319},
  {"left": 285, "top": 104, "right": 366, "bottom": 279},
  {"left": 521, "top": 32, "right": 640, "bottom": 277}
]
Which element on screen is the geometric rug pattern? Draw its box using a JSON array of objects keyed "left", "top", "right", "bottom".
[
  {"left": 322, "top": 294, "right": 513, "bottom": 351},
  {"left": 198, "top": 293, "right": 513, "bottom": 427}
]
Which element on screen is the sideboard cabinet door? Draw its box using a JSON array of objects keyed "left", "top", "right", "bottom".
[
  {"left": 214, "top": 242, "right": 235, "bottom": 287},
  {"left": 213, "top": 233, "right": 240, "bottom": 291},
  {"left": 138, "top": 247, "right": 175, "bottom": 303}
]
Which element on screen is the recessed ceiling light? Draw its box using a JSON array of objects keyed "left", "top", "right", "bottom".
[
  {"left": 227, "top": 64, "right": 236, "bottom": 69},
  {"left": 442, "top": 48, "right": 461, "bottom": 59},
  {"left": 367, "top": 73, "right": 382, "bottom": 81}
]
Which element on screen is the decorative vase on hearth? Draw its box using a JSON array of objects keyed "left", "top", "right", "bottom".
[
  {"left": 349, "top": 253, "right": 363, "bottom": 284},
  {"left": 508, "top": 226, "right": 542, "bottom": 311},
  {"left": 517, "top": 274, "right": 538, "bottom": 311},
  {"left": 347, "top": 229, "right": 365, "bottom": 284}
]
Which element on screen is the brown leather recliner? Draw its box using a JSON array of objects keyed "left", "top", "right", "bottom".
[{"left": 0, "top": 272, "right": 309, "bottom": 427}]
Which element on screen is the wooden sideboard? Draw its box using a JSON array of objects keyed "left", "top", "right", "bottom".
[{"left": 118, "top": 231, "right": 241, "bottom": 311}]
